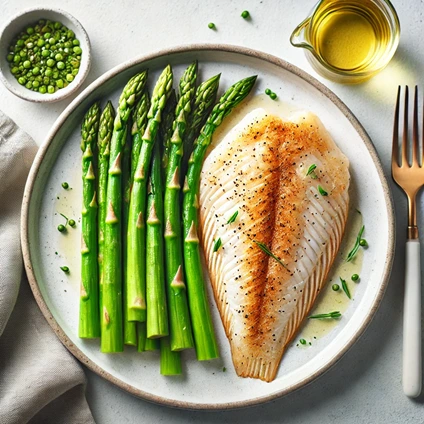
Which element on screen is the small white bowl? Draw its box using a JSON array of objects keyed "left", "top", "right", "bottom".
[{"left": 0, "top": 7, "right": 91, "bottom": 103}]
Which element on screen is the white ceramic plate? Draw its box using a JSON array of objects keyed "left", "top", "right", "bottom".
[{"left": 21, "top": 45, "right": 395, "bottom": 410}]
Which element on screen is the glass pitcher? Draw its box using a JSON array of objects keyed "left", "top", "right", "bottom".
[{"left": 290, "top": 0, "right": 400, "bottom": 84}]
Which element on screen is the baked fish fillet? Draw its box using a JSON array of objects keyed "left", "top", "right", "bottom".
[{"left": 199, "top": 108, "right": 350, "bottom": 382}]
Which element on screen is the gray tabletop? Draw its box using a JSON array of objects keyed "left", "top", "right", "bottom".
[{"left": 1, "top": 0, "right": 423, "bottom": 422}]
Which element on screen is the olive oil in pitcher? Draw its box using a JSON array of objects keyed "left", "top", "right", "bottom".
[{"left": 290, "top": 0, "right": 400, "bottom": 83}]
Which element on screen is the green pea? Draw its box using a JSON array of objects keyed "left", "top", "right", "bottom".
[
  {"left": 49, "top": 37, "right": 55, "bottom": 45},
  {"left": 42, "top": 49, "right": 50, "bottom": 57},
  {"left": 44, "top": 32, "right": 51, "bottom": 39},
  {"left": 67, "top": 30, "right": 75, "bottom": 39},
  {"left": 23, "top": 60, "right": 31, "bottom": 68},
  {"left": 13, "top": 55, "right": 21, "bottom": 63},
  {"left": 54, "top": 22, "right": 62, "bottom": 29},
  {"left": 39, "top": 85, "right": 47, "bottom": 94},
  {"left": 50, "top": 45, "right": 57, "bottom": 52},
  {"left": 11, "top": 66, "right": 19, "bottom": 74},
  {"left": 45, "top": 43, "right": 50, "bottom": 49},
  {"left": 56, "top": 79, "right": 64, "bottom": 88},
  {"left": 45, "top": 69, "right": 52, "bottom": 77},
  {"left": 32, "top": 80, "right": 40, "bottom": 88},
  {"left": 241, "top": 10, "right": 250, "bottom": 19},
  {"left": 47, "top": 58, "right": 55, "bottom": 67},
  {"left": 265, "top": 88, "right": 271, "bottom": 95},
  {"left": 66, "top": 74, "right": 74, "bottom": 82},
  {"left": 208, "top": 22, "right": 216, "bottom": 29},
  {"left": 69, "top": 219, "right": 76, "bottom": 227},
  {"left": 26, "top": 27, "right": 34, "bottom": 35},
  {"left": 57, "top": 61, "right": 65, "bottom": 70},
  {"left": 48, "top": 85, "right": 55, "bottom": 93},
  {"left": 18, "top": 77, "right": 26, "bottom": 85},
  {"left": 73, "top": 46, "right": 82, "bottom": 55},
  {"left": 55, "top": 53, "right": 63, "bottom": 61},
  {"left": 332, "top": 283, "right": 340, "bottom": 291},
  {"left": 26, "top": 42, "right": 34, "bottom": 49},
  {"left": 64, "top": 41, "right": 72, "bottom": 48},
  {"left": 52, "top": 71, "right": 59, "bottom": 79},
  {"left": 43, "top": 76, "right": 50, "bottom": 84},
  {"left": 37, "top": 38, "right": 45, "bottom": 47},
  {"left": 71, "top": 59, "right": 80, "bottom": 68},
  {"left": 359, "top": 239, "right": 368, "bottom": 247},
  {"left": 72, "top": 68, "right": 79, "bottom": 76},
  {"left": 7, "top": 54, "right": 13, "bottom": 62},
  {"left": 20, "top": 50, "right": 27, "bottom": 58},
  {"left": 32, "top": 66, "right": 40, "bottom": 75},
  {"left": 72, "top": 39, "right": 80, "bottom": 46},
  {"left": 17, "top": 39, "right": 24, "bottom": 47},
  {"left": 270, "top": 92, "right": 277, "bottom": 100},
  {"left": 351, "top": 274, "right": 359, "bottom": 282}
]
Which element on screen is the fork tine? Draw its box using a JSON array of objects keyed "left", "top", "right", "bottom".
[
  {"left": 412, "top": 86, "right": 419, "bottom": 167},
  {"left": 402, "top": 86, "right": 409, "bottom": 167},
  {"left": 392, "top": 86, "right": 401, "bottom": 168}
]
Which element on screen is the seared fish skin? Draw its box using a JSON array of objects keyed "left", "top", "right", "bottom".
[{"left": 199, "top": 108, "right": 350, "bottom": 382}]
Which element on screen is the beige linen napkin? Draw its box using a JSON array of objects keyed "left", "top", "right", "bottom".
[{"left": 0, "top": 110, "right": 95, "bottom": 424}]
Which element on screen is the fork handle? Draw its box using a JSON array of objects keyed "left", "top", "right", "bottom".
[{"left": 403, "top": 239, "right": 422, "bottom": 398}]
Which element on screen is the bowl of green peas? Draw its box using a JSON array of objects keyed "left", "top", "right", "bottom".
[{"left": 0, "top": 7, "right": 91, "bottom": 102}]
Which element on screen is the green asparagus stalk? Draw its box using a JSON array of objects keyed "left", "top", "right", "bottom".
[
  {"left": 160, "top": 337, "right": 182, "bottom": 375},
  {"left": 146, "top": 141, "right": 168, "bottom": 338},
  {"left": 122, "top": 127, "right": 137, "bottom": 346},
  {"left": 163, "top": 62, "right": 198, "bottom": 351},
  {"left": 137, "top": 322, "right": 160, "bottom": 351},
  {"left": 97, "top": 101, "right": 114, "bottom": 332},
  {"left": 123, "top": 93, "right": 150, "bottom": 345},
  {"left": 161, "top": 89, "right": 177, "bottom": 173},
  {"left": 126, "top": 65, "right": 173, "bottom": 325},
  {"left": 182, "top": 75, "right": 257, "bottom": 360},
  {"left": 101, "top": 71, "right": 148, "bottom": 353},
  {"left": 181, "top": 74, "right": 220, "bottom": 178},
  {"left": 79, "top": 102, "right": 101, "bottom": 339}
]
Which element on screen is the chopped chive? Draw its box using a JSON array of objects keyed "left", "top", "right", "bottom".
[
  {"left": 208, "top": 22, "right": 216, "bottom": 29},
  {"left": 356, "top": 208, "right": 362, "bottom": 214},
  {"left": 340, "top": 277, "right": 351, "bottom": 299},
  {"left": 346, "top": 225, "right": 365, "bottom": 262},
  {"left": 318, "top": 185, "right": 328, "bottom": 196},
  {"left": 299, "top": 338, "right": 307, "bottom": 345},
  {"left": 60, "top": 266, "right": 69, "bottom": 273},
  {"left": 306, "top": 164, "right": 317, "bottom": 176},
  {"left": 253, "top": 240, "right": 287, "bottom": 268},
  {"left": 241, "top": 10, "right": 250, "bottom": 19},
  {"left": 227, "top": 210, "right": 238, "bottom": 224},
  {"left": 59, "top": 212, "right": 69, "bottom": 226},
  {"left": 308, "top": 311, "right": 342, "bottom": 319},
  {"left": 213, "top": 238, "right": 222, "bottom": 252},
  {"left": 223, "top": 367, "right": 227, "bottom": 372}
]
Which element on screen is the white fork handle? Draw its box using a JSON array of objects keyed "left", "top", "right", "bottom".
[{"left": 403, "top": 240, "right": 422, "bottom": 397}]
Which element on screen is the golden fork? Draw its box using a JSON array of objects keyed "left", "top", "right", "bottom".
[{"left": 392, "top": 85, "right": 422, "bottom": 398}]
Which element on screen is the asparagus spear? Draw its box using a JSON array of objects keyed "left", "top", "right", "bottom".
[
  {"left": 181, "top": 74, "right": 220, "bottom": 179},
  {"left": 123, "top": 93, "right": 150, "bottom": 345},
  {"left": 163, "top": 62, "right": 198, "bottom": 351},
  {"left": 182, "top": 75, "right": 258, "bottom": 360},
  {"left": 137, "top": 322, "right": 160, "bottom": 352},
  {"left": 146, "top": 141, "right": 168, "bottom": 338},
  {"left": 79, "top": 102, "right": 101, "bottom": 339},
  {"left": 161, "top": 89, "right": 177, "bottom": 173},
  {"left": 160, "top": 337, "right": 182, "bottom": 375},
  {"left": 126, "top": 65, "right": 173, "bottom": 324},
  {"left": 101, "top": 71, "right": 148, "bottom": 353},
  {"left": 97, "top": 101, "right": 114, "bottom": 321}
]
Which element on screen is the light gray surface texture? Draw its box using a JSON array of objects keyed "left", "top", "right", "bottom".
[{"left": 1, "top": 0, "right": 423, "bottom": 422}]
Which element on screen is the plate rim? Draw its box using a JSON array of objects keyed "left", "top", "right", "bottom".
[{"left": 21, "top": 43, "right": 395, "bottom": 410}]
